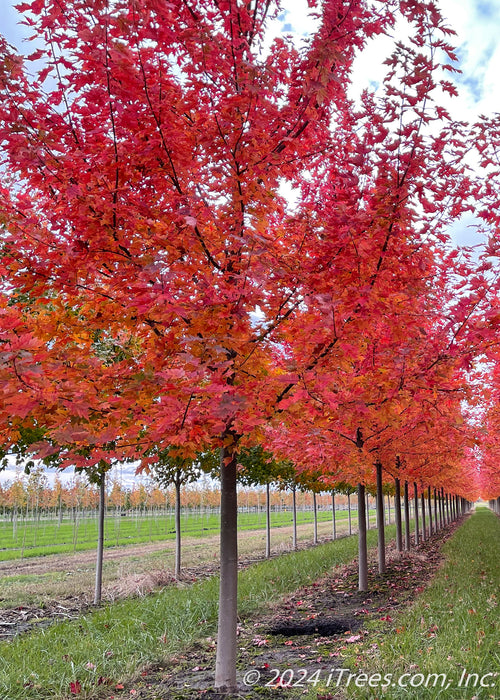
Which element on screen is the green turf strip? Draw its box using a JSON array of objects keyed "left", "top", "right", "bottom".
[
  {"left": 0, "top": 525, "right": 393, "bottom": 699},
  {"left": 337, "top": 508, "right": 500, "bottom": 700}
]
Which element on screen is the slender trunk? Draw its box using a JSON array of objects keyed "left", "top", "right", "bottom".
[
  {"left": 376, "top": 463, "right": 385, "bottom": 574},
  {"left": 357, "top": 484, "right": 368, "bottom": 592},
  {"left": 387, "top": 494, "right": 391, "bottom": 525},
  {"left": 434, "top": 488, "right": 439, "bottom": 531},
  {"left": 347, "top": 493, "right": 352, "bottom": 535},
  {"left": 265, "top": 482, "right": 271, "bottom": 559},
  {"left": 395, "top": 478, "right": 402, "bottom": 552},
  {"left": 366, "top": 491, "right": 370, "bottom": 529},
  {"left": 94, "top": 472, "right": 106, "bottom": 606},
  {"left": 313, "top": 491, "right": 318, "bottom": 545},
  {"left": 292, "top": 486, "right": 297, "bottom": 550},
  {"left": 413, "top": 482, "right": 419, "bottom": 547},
  {"left": 428, "top": 487, "right": 433, "bottom": 535},
  {"left": 174, "top": 477, "right": 181, "bottom": 580},
  {"left": 404, "top": 481, "right": 410, "bottom": 551},
  {"left": 215, "top": 446, "right": 239, "bottom": 692},
  {"left": 332, "top": 492, "right": 336, "bottom": 540},
  {"left": 421, "top": 491, "right": 426, "bottom": 542}
]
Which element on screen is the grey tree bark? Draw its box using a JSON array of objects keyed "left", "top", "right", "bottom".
[
  {"left": 421, "top": 491, "right": 426, "bottom": 542},
  {"left": 404, "top": 480, "right": 410, "bottom": 551},
  {"left": 265, "top": 482, "right": 271, "bottom": 559},
  {"left": 434, "top": 488, "right": 439, "bottom": 531},
  {"left": 376, "top": 462, "right": 385, "bottom": 574},
  {"left": 428, "top": 486, "right": 433, "bottom": 536},
  {"left": 174, "top": 475, "right": 181, "bottom": 579},
  {"left": 332, "top": 491, "right": 336, "bottom": 540},
  {"left": 347, "top": 493, "right": 352, "bottom": 535},
  {"left": 94, "top": 471, "right": 106, "bottom": 606},
  {"left": 357, "top": 483, "right": 368, "bottom": 591},
  {"left": 313, "top": 491, "right": 318, "bottom": 545},
  {"left": 395, "top": 477, "right": 402, "bottom": 552},
  {"left": 215, "top": 446, "right": 239, "bottom": 692},
  {"left": 413, "top": 482, "right": 419, "bottom": 547},
  {"left": 292, "top": 485, "right": 297, "bottom": 550}
]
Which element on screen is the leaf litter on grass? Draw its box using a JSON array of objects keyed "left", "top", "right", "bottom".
[{"left": 102, "top": 519, "right": 465, "bottom": 700}]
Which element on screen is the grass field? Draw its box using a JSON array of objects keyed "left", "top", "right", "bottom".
[
  {"left": 342, "top": 507, "right": 500, "bottom": 700},
  {"left": 0, "top": 525, "right": 393, "bottom": 699},
  {"left": 0, "top": 507, "right": 371, "bottom": 561},
  {"left": 1, "top": 509, "right": 491, "bottom": 700}
]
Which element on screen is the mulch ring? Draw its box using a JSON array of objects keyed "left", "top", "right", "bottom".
[{"left": 105, "top": 519, "right": 464, "bottom": 700}]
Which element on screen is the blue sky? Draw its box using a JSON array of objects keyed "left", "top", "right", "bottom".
[{"left": 1, "top": 0, "right": 498, "bottom": 486}]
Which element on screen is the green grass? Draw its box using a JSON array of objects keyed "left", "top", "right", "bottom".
[
  {"left": 0, "top": 508, "right": 364, "bottom": 561},
  {"left": 332, "top": 508, "right": 500, "bottom": 700},
  {"left": 0, "top": 525, "right": 390, "bottom": 699}
]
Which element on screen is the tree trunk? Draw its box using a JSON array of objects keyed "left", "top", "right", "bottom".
[
  {"left": 313, "top": 491, "right": 318, "bottom": 545},
  {"left": 366, "top": 491, "right": 370, "bottom": 529},
  {"left": 434, "top": 488, "right": 439, "bottom": 531},
  {"left": 174, "top": 476, "right": 181, "bottom": 580},
  {"left": 357, "top": 483, "right": 368, "bottom": 591},
  {"left": 332, "top": 491, "right": 336, "bottom": 540},
  {"left": 387, "top": 493, "right": 391, "bottom": 524},
  {"left": 413, "top": 482, "right": 419, "bottom": 546},
  {"left": 395, "top": 478, "right": 402, "bottom": 552},
  {"left": 404, "top": 481, "right": 410, "bottom": 551},
  {"left": 376, "top": 463, "right": 385, "bottom": 574},
  {"left": 265, "top": 482, "right": 271, "bottom": 559},
  {"left": 428, "top": 487, "right": 433, "bottom": 535},
  {"left": 347, "top": 493, "right": 352, "bottom": 535},
  {"left": 215, "top": 446, "right": 239, "bottom": 692},
  {"left": 292, "top": 485, "right": 297, "bottom": 550},
  {"left": 421, "top": 491, "right": 426, "bottom": 542},
  {"left": 94, "top": 472, "right": 106, "bottom": 606}
]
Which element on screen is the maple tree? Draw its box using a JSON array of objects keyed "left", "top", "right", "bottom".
[{"left": 0, "top": 0, "right": 497, "bottom": 691}]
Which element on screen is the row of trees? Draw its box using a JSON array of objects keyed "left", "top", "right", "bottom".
[
  {"left": 0, "top": 470, "right": 361, "bottom": 515},
  {"left": 1, "top": 0, "right": 499, "bottom": 690}
]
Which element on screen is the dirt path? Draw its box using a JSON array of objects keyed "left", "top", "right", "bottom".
[
  {"left": 105, "top": 518, "right": 465, "bottom": 700},
  {"left": 0, "top": 517, "right": 349, "bottom": 578},
  {"left": 0, "top": 538, "right": 183, "bottom": 578},
  {"left": 0, "top": 517, "right": 354, "bottom": 640}
]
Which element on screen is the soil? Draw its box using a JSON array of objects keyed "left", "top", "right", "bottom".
[
  {"left": 0, "top": 524, "right": 343, "bottom": 640},
  {"left": 97, "top": 519, "right": 464, "bottom": 700}
]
